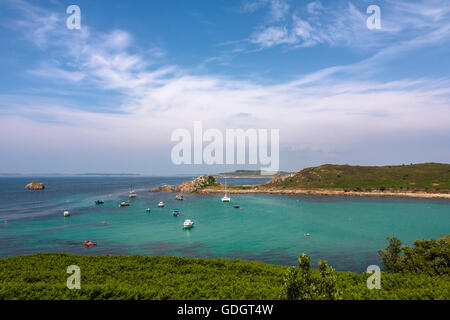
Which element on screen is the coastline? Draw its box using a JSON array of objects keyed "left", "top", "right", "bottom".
[{"left": 195, "top": 188, "right": 450, "bottom": 199}]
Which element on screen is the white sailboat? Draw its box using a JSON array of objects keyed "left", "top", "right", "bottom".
[
  {"left": 221, "top": 176, "right": 231, "bottom": 202},
  {"left": 129, "top": 185, "right": 137, "bottom": 198}
]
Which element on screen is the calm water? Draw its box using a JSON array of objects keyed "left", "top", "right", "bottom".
[{"left": 0, "top": 176, "right": 449, "bottom": 272}]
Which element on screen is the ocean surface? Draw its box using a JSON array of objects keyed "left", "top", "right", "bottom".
[{"left": 0, "top": 176, "right": 449, "bottom": 272}]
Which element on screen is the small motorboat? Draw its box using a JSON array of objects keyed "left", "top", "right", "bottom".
[
  {"left": 183, "top": 219, "right": 194, "bottom": 228},
  {"left": 173, "top": 209, "right": 180, "bottom": 217},
  {"left": 175, "top": 194, "right": 184, "bottom": 200},
  {"left": 146, "top": 208, "right": 151, "bottom": 213},
  {"left": 94, "top": 200, "right": 104, "bottom": 205},
  {"left": 83, "top": 240, "right": 97, "bottom": 246},
  {"left": 119, "top": 201, "right": 130, "bottom": 207},
  {"left": 158, "top": 201, "right": 165, "bottom": 208},
  {"left": 63, "top": 210, "right": 70, "bottom": 217}
]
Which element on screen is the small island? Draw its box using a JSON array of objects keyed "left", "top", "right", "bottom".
[
  {"left": 24, "top": 181, "right": 45, "bottom": 190},
  {"left": 150, "top": 163, "right": 450, "bottom": 199}
]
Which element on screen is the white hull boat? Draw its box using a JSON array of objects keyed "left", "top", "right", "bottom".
[
  {"left": 221, "top": 177, "right": 231, "bottom": 202},
  {"left": 129, "top": 185, "right": 137, "bottom": 198},
  {"left": 183, "top": 219, "right": 194, "bottom": 228}
]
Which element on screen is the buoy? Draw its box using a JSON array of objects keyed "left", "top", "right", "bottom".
[{"left": 103, "top": 221, "right": 107, "bottom": 225}]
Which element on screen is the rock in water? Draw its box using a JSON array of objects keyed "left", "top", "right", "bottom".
[{"left": 25, "top": 181, "right": 45, "bottom": 190}]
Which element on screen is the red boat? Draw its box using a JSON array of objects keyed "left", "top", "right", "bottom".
[{"left": 83, "top": 240, "right": 97, "bottom": 246}]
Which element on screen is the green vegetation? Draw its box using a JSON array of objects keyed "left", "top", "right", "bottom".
[
  {"left": 279, "top": 254, "right": 341, "bottom": 300},
  {"left": 263, "top": 163, "right": 450, "bottom": 193},
  {"left": 1, "top": 235, "right": 449, "bottom": 300},
  {"left": 379, "top": 235, "right": 449, "bottom": 275}
]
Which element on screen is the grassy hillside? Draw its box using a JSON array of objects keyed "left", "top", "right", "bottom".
[
  {"left": 264, "top": 163, "right": 450, "bottom": 192},
  {"left": 0, "top": 253, "right": 448, "bottom": 300}
]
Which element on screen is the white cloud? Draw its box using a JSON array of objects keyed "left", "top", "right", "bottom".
[
  {"left": 306, "top": 1, "right": 323, "bottom": 15},
  {"left": 28, "top": 66, "right": 85, "bottom": 82},
  {"left": 248, "top": 0, "right": 450, "bottom": 49},
  {"left": 268, "top": 0, "right": 290, "bottom": 22},
  {"left": 250, "top": 26, "right": 293, "bottom": 47},
  {"left": 241, "top": 0, "right": 289, "bottom": 22},
  {"left": 99, "top": 29, "right": 133, "bottom": 51},
  {"left": 1, "top": 0, "right": 449, "bottom": 173}
]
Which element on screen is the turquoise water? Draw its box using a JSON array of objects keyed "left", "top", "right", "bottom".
[{"left": 0, "top": 177, "right": 449, "bottom": 272}]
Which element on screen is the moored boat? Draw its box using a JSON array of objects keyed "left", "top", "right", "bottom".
[
  {"left": 221, "top": 177, "right": 231, "bottom": 202},
  {"left": 183, "top": 219, "right": 194, "bottom": 228},
  {"left": 119, "top": 201, "right": 130, "bottom": 207},
  {"left": 129, "top": 185, "right": 137, "bottom": 198},
  {"left": 83, "top": 240, "right": 97, "bottom": 246},
  {"left": 158, "top": 201, "right": 165, "bottom": 208},
  {"left": 175, "top": 194, "right": 184, "bottom": 200}
]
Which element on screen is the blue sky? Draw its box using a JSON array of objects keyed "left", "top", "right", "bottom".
[{"left": 0, "top": 0, "right": 449, "bottom": 174}]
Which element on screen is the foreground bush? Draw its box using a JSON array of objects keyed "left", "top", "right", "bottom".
[
  {"left": 279, "top": 254, "right": 341, "bottom": 300},
  {"left": 0, "top": 253, "right": 449, "bottom": 300},
  {"left": 378, "top": 235, "right": 450, "bottom": 275}
]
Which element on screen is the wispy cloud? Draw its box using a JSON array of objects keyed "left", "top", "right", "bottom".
[
  {"left": 0, "top": 0, "right": 449, "bottom": 173},
  {"left": 248, "top": 0, "right": 450, "bottom": 49},
  {"left": 241, "top": 0, "right": 290, "bottom": 22}
]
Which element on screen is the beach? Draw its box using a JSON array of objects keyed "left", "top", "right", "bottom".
[{"left": 196, "top": 187, "right": 450, "bottom": 199}]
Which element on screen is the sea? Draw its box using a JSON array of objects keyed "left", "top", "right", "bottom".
[{"left": 0, "top": 176, "right": 449, "bottom": 273}]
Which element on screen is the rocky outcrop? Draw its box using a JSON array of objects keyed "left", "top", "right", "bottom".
[
  {"left": 149, "top": 175, "right": 218, "bottom": 193},
  {"left": 148, "top": 184, "right": 177, "bottom": 192},
  {"left": 25, "top": 181, "right": 45, "bottom": 190}
]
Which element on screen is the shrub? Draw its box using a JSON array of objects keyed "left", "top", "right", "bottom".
[
  {"left": 378, "top": 235, "right": 450, "bottom": 276},
  {"left": 378, "top": 236, "right": 402, "bottom": 272},
  {"left": 279, "top": 253, "right": 341, "bottom": 300}
]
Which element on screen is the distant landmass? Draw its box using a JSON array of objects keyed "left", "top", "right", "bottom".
[
  {"left": 215, "top": 170, "right": 292, "bottom": 177},
  {"left": 263, "top": 163, "right": 450, "bottom": 192},
  {"left": 79, "top": 173, "right": 141, "bottom": 176},
  {"left": 155, "top": 163, "right": 450, "bottom": 198},
  {"left": 0, "top": 173, "right": 141, "bottom": 176}
]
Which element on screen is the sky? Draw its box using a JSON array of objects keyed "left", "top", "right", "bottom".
[{"left": 0, "top": 0, "right": 449, "bottom": 175}]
